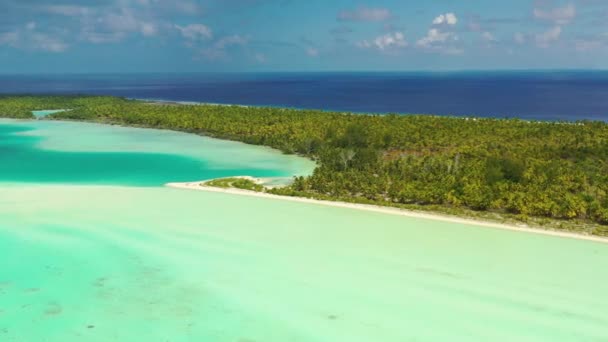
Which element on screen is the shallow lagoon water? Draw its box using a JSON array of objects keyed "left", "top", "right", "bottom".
[
  {"left": 1, "top": 120, "right": 608, "bottom": 341},
  {"left": 0, "top": 119, "right": 315, "bottom": 185}
]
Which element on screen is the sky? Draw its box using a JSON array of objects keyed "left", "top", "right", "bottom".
[{"left": 1, "top": 0, "right": 607, "bottom": 73}]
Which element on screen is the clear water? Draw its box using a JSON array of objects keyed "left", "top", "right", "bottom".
[
  {"left": 0, "top": 119, "right": 315, "bottom": 186},
  {"left": 1, "top": 119, "right": 607, "bottom": 341}
]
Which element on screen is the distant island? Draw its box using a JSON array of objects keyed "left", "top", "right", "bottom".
[{"left": 2, "top": 95, "right": 607, "bottom": 236}]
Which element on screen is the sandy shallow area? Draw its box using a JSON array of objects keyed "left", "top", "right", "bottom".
[{"left": 3, "top": 184, "right": 608, "bottom": 341}]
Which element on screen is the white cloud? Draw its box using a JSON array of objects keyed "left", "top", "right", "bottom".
[
  {"left": 514, "top": 32, "right": 526, "bottom": 44},
  {"left": 45, "top": 5, "right": 90, "bottom": 16},
  {"left": 171, "top": 0, "right": 201, "bottom": 14},
  {"left": 0, "top": 32, "right": 18, "bottom": 45},
  {"left": 536, "top": 26, "right": 562, "bottom": 48},
  {"left": 131, "top": 0, "right": 201, "bottom": 14},
  {"left": 357, "top": 32, "right": 407, "bottom": 51},
  {"left": 306, "top": 47, "right": 319, "bottom": 57},
  {"left": 175, "top": 24, "right": 212, "bottom": 41},
  {"left": 338, "top": 7, "right": 392, "bottom": 22},
  {"left": 214, "top": 35, "right": 247, "bottom": 49},
  {"left": 575, "top": 40, "right": 603, "bottom": 52},
  {"left": 81, "top": 32, "right": 122, "bottom": 44},
  {"left": 417, "top": 28, "right": 456, "bottom": 47},
  {"left": 482, "top": 31, "right": 497, "bottom": 43},
  {"left": 140, "top": 23, "right": 158, "bottom": 37},
  {"left": 31, "top": 34, "right": 69, "bottom": 52},
  {"left": 6, "top": 0, "right": 203, "bottom": 50},
  {"left": 200, "top": 35, "right": 248, "bottom": 60},
  {"left": 104, "top": 10, "right": 142, "bottom": 34},
  {"left": 432, "top": 13, "right": 458, "bottom": 26},
  {"left": 0, "top": 23, "right": 68, "bottom": 53},
  {"left": 174, "top": 22, "right": 247, "bottom": 62},
  {"left": 534, "top": 4, "right": 576, "bottom": 25},
  {"left": 79, "top": 8, "right": 160, "bottom": 43},
  {"left": 254, "top": 53, "right": 267, "bottom": 63},
  {"left": 416, "top": 13, "right": 462, "bottom": 54}
]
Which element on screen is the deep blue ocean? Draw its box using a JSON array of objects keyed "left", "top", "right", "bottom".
[{"left": 1, "top": 71, "right": 607, "bottom": 121}]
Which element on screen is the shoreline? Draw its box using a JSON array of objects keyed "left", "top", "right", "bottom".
[
  {"left": 138, "top": 98, "right": 252, "bottom": 109},
  {"left": 134, "top": 98, "right": 594, "bottom": 124},
  {"left": 166, "top": 180, "right": 608, "bottom": 245}
]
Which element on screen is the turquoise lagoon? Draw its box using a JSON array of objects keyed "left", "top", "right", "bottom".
[
  {"left": 1, "top": 119, "right": 608, "bottom": 341},
  {"left": 0, "top": 119, "right": 314, "bottom": 185}
]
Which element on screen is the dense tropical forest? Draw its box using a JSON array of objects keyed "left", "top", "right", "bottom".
[{"left": 2, "top": 95, "right": 608, "bottom": 231}]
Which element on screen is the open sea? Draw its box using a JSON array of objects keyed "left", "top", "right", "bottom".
[{"left": 1, "top": 71, "right": 608, "bottom": 121}]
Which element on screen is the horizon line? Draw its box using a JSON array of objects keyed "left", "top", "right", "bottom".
[{"left": 1, "top": 68, "right": 608, "bottom": 76}]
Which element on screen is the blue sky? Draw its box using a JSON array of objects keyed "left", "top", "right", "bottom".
[{"left": 1, "top": 0, "right": 607, "bottom": 73}]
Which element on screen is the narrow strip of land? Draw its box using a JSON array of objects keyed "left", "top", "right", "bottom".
[{"left": 166, "top": 180, "right": 608, "bottom": 245}]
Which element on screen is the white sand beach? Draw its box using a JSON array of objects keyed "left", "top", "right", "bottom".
[{"left": 167, "top": 179, "right": 608, "bottom": 244}]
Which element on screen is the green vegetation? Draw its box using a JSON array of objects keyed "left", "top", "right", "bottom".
[
  {"left": 205, "top": 177, "right": 265, "bottom": 192},
  {"left": 2, "top": 95, "right": 608, "bottom": 235},
  {"left": 0, "top": 95, "right": 89, "bottom": 118}
]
